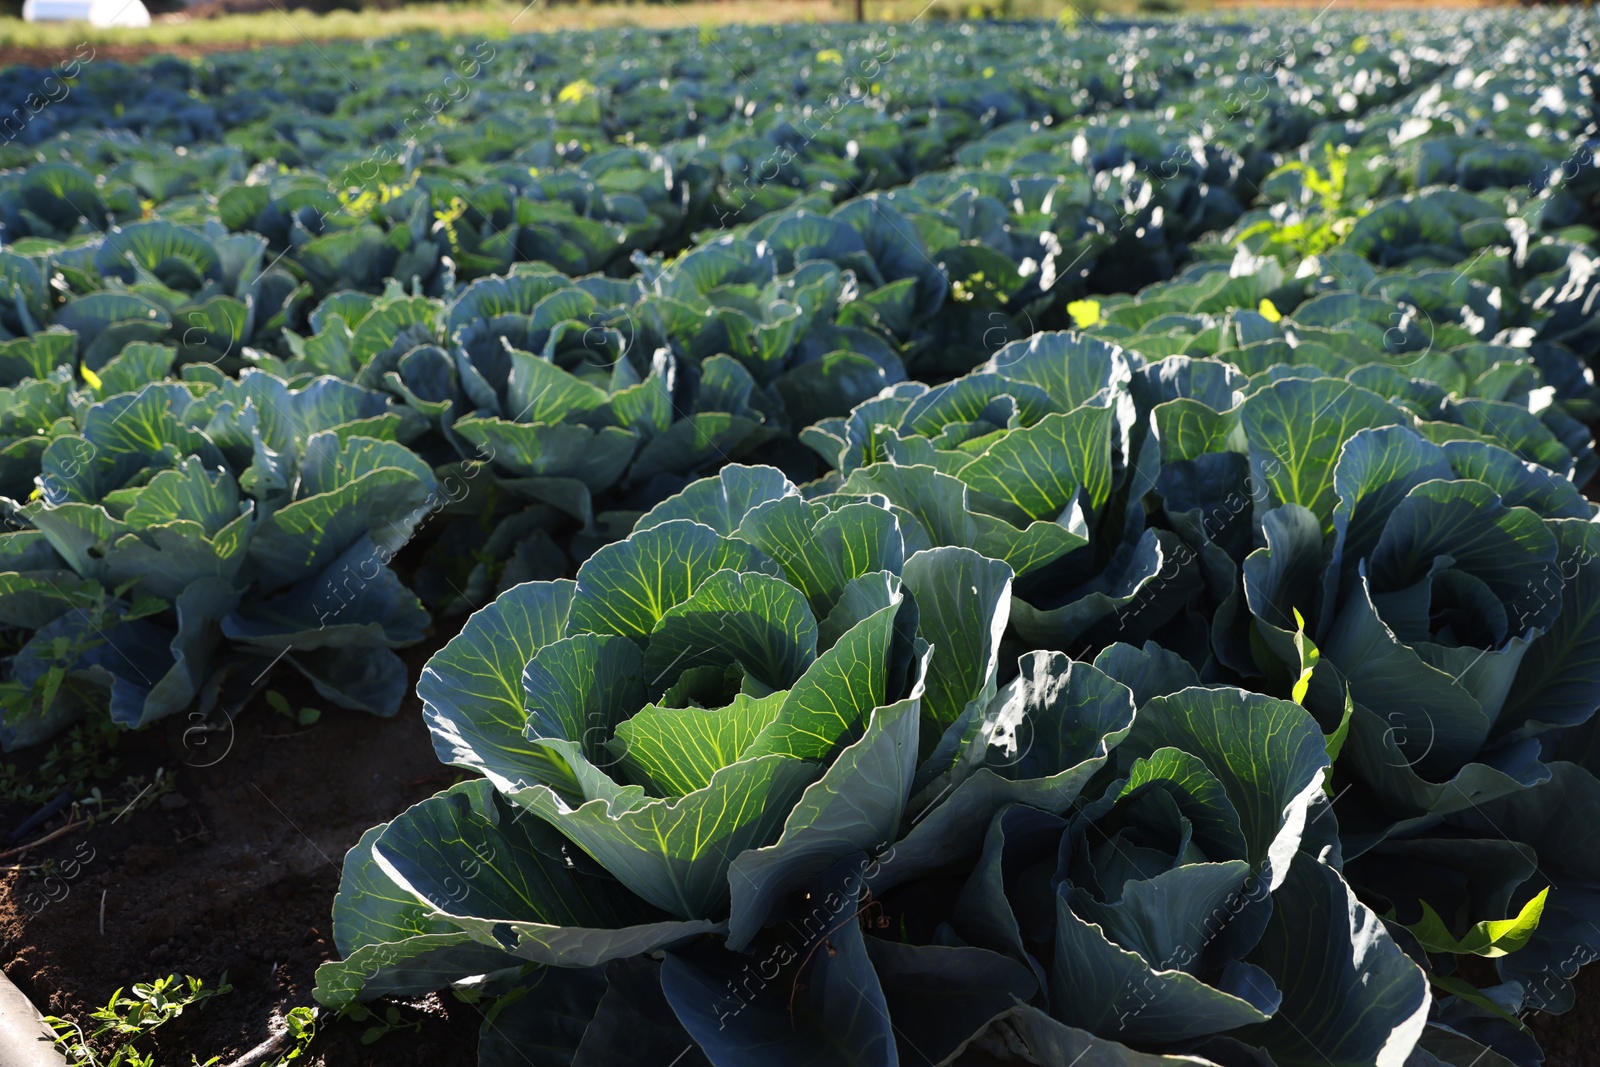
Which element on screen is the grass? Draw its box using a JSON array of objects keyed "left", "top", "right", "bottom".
[
  {"left": 0, "top": 0, "right": 1166, "bottom": 57},
  {"left": 0, "top": 0, "right": 1510, "bottom": 65},
  {"left": 0, "top": 0, "right": 940, "bottom": 51}
]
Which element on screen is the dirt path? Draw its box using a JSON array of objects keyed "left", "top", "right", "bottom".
[{"left": 0, "top": 639, "right": 482, "bottom": 1065}]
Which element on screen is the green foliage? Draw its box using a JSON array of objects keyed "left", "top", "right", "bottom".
[
  {"left": 0, "top": 716, "right": 122, "bottom": 806},
  {"left": 341, "top": 1001, "right": 421, "bottom": 1046},
  {"left": 0, "top": 585, "right": 164, "bottom": 731},
  {"left": 1409, "top": 888, "right": 1549, "bottom": 959},
  {"left": 45, "top": 974, "right": 232, "bottom": 1067},
  {"left": 0, "top": 12, "right": 1599, "bottom": 1067},
  {"left": 271, "top": 1006, "right": 317, "bottom": 1065},
  {"left": 264, "top": 690, "right": 322, "bottom": 728},
  {"left": 1237, "top": 145, "right": 1367, "bottom": 260}
]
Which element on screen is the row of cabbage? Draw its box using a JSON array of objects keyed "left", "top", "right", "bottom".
[
  {"left": 309, "top": 11, "right": 1600, "bottom": 1058},
  {"left": 0, "top": 18, "right": 1590, "bottom": 686},
  {"left": 0, "top": 14, "right": 1472, "bottom": 370},
  {"left": 0, "top": 12, "right": 1488, "bottom": 744},
  {"left": 3, "top": 182, "right": 1592, "bottom": 748},
  {"left": 316, "top": 322, "right": 1600, "bottom": 1066},
  {"left": 0, "top": 13, "right": 1598, "bottom": 1061}
]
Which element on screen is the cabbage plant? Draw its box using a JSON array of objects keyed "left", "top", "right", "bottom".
[
  {"left": 317, "top": 466, "right": 1438, "bottom": 1066},
  {"left": 0, "top": 361, "right": 436, "bottom": 743}
]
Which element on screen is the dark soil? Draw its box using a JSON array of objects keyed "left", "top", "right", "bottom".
[
  {"left": 0, "top": 639, "right": 481, "bottom": 1065},
  {"left": 1529, "top": 966, "right": 1600, "bottom": 1066}
]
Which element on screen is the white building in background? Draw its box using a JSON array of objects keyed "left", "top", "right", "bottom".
[{"left": 21, "top": 0, "right": 151, "bottom": 26}]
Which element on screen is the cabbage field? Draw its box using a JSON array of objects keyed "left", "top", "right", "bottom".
[{"left": 1, "top": 8, "right": 1599, "bottom": 1065}]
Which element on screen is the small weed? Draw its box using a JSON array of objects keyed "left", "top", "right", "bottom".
[
  {"left": 270, "top": 1006, "right": 318, "bottom": 1065},
  {"left": 264, "top": 690, "right": 322, "bottom": 728},
  {"left": 44, "top": 973, "right": 232, "bottom": 1067},
  {"left": 342, "top": 1001, "right": 423, "bottom": 1045},
  {"left": 0, "top": 716, "right": 123, "bottom": 808},
  {"left": 1237, "top": 144, "right": 1366, "bottom": 260},
  {"left": 78, "top": 768, "right": 177, "bottom": 826}
]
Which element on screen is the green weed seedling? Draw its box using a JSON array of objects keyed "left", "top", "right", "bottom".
[
  {"left": 264, "top": 690, "right": 322, "bottom": 728},
  {"left": 271, "top": 1006, "right": 318, "bottom": 1065},
  {"left": 341, "top": 1001, "right": 423, "bottom": 1046},
  {"left": 45, "top": 973, "right": 232, "bottom": 1067}
]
